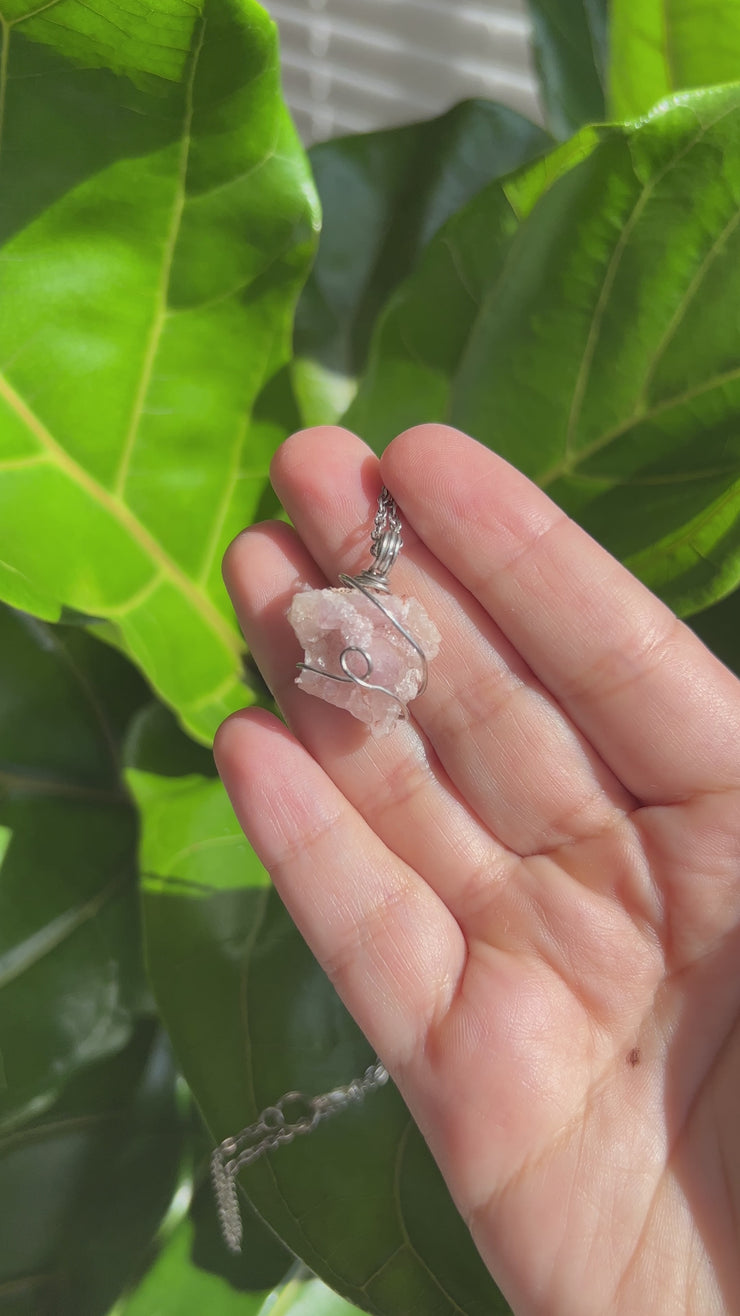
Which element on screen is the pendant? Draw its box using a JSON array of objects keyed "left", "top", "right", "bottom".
[{"left": 287, "top": 488, "right": 440, "bottom": 736}]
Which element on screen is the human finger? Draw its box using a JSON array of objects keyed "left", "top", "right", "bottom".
[
  {"left": 213, "top": 709, "right": 465, "bottom": 1068},
  {"left": 222, "top": 520, "right": 508, "bottom": 916},
  {"left": 269, "top": 426, "right": 634, "bottom": 857},
  {"left": 381, "top": 424, "right": 740, "bottom": 804}
]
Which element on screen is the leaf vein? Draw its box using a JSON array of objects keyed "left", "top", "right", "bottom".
[
  {"left": 563, "top": 103, "right": 737, "bottom": 461},
  {"left": 113, "top": 15, "right": 205, "bottom": 498},
  {"left": 0, "top": 371, "right": 241, "bottom": 656},
  {"left": 637, "top": 201, "right": 740, "bottom": 405},
  {"left": 390, "top": 1118, "right": 470, "bottom": 1315},
  {"left": 8, "top": 0, "right": 62, "bottom": 26},
  {"left": 0, "top": 869, "right": 130, "bottom": 990},
  {"left": 0, "top": 768, "right": 125, "bottom": 802},
  {"left": 540, "top": 361, "right": 740, "bottom": 487}
]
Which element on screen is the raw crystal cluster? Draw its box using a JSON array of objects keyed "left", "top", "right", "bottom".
[{"left": 287, "top": 586, "right": 440, "bottom": 736}]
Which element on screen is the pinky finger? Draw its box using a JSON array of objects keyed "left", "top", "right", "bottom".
[{"left": 214, "top": 709, "right": 466, "bottom": 1071}]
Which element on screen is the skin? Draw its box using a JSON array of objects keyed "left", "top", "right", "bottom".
[{"left": 214, "top": 424, "right": 740, "bottom": 1316}]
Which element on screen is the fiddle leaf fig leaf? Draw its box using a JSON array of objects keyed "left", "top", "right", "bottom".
[
  {"left": 294, "top": 102, "right": 551, "bottom": 425},
  {"left": 119, "top": 1210, "right": 363, "bottom": 1316},
  {"left": 610, "top": 0, "right": 740, "bottom": 120},
  {"left": 0, "top": 0, "right": 319, "bottom": 745},
  {"left": 2, "top": 0, "right": 199, "bottom": 83},
  {"left": 0, "top": 1024, "right": 184, "bottom": 1316},
  {"left": 349, "top": 85, "right": 740, "bottom": 616},
  {"left": 526, "top": 0, "right": 608, "bottom": 138},
  {"left": 0, "top": 606, "right": 150, "bottom": 1130}
]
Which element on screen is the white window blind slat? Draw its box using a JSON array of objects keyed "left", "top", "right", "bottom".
[
  {"left": 269, "top": 1, "right": 531, "bottom": 46},
  {"left": 268, "top": 0, "right": 541, "bottom": 144}
]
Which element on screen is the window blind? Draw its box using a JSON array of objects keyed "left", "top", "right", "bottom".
[{"left": 269, "top": 0, "right": 542, "bottom": 144}]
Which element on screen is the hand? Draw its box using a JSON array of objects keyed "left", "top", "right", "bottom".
[{"left": 215, "top": 424, "right": 740, "bottom": 1316}]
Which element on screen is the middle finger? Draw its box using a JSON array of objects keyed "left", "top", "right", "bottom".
[{"left": 269, "top": 426, "right": 636, "bottom": 858}]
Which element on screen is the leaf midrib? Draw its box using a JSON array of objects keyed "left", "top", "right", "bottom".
[
  {"left": 114, "top": 15, "right": 204, "bottom": 499},
  {"left": 540, "top": 360, "right": 740, "bottom": 488},
  {"left": 0, "top": 868, "right": 130, "bottom": 990},
  {"left": 0, "top": 373, "right": 240, "bottom": 655},
  {"left": 0, "top": 9, "right": 242, "bottom": 665},
  {"left": 563, "top": 101, "right": 737, "bottom": 459},
  {"left": 0, "top": 767, "right": 125, "bottom": 802},
  {"left": 386, "top": 1118, "right": 470, "bottom": 1316},
  {"left": 0, "top": 1108, "right": 119, "bottom": 1154}
]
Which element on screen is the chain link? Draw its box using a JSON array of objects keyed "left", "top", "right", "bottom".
[
  {"left": 371, "top": 487, "right": 402, "bottom": 553},
  {"left": 213, "top": 491, "right": 401, "bottom": 1252},
  {"left": 344, "top": 487, "right": 402, "bottom": 591},
  {"left": 212, "top": 1060, "right": 389, "bottom": 1253}
]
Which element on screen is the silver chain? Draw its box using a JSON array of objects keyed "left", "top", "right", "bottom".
[
  {"left": 211, "top": 1060, "right": 389, "bottom": 1253},
  {"left": 371, "top": 488, "right": 402, "bottom": 557},
  {"left": 213, "top": 493, "right": 399, "bottom": 1251},
  {"left": 352, "top": 487, "right": 403, "bottom": 591}
]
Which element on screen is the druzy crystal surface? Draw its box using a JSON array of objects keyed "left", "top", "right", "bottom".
[{"left": 288, "top": 586, "right": 440, "bottom": 736}]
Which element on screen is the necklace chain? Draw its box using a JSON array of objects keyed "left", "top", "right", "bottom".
[
  {"left": 351, "top": 487, "right": 403, "bottom": 592},
  {"left": 213, "top": 495, "right": 400, "bottom": 1251},
  {"left": 212, "top": 1060, "right": 389, "bottom": 1252}
]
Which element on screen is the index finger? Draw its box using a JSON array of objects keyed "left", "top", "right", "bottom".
[{"left": 381, "top": 425, "right": 740, "bottom": 804}]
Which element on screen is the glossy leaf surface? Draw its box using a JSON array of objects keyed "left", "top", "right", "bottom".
[
  {"left": 526, "top": 0, "right": 608, "bottom": 137},
  {"left": 610, "top": 0, "right": 740, "bottom": 120},
  {"left": 0, "top": 1024, "right": 183, "bottom": 1316},
  {"left": 294, "top": 102, "right": 550, "bottom": 425},
  {"left": 0, "top": 0, "right": 318, "bottom": 744},
  {"left": 350, "top": 86, "right": 740, "bottom": 615},
  {"left": 0, "top": 608, "right": 149, "bottom": 1130},
  {"left": 119, "top": 1205, "right": 362, "bottom": 1316},
  {"left": 128, "top": 711, "right": 510, "bottom": 1316}
]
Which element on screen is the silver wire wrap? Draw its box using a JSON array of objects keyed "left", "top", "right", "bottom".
[
  {"left": 211, "top": 1060, "right": 389, "bottom": 1253},
  {"left": 297, "top": 488, "right": 428, "bottom": 718}
]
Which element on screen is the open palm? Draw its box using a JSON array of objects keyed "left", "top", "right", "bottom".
[{"left": 215, "top": 424, "right": 740, "bottom": 1316}]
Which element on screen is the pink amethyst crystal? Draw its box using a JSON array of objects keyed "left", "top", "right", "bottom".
[{"left": 287, "top": 586, "right": 440, "bottom": 736}]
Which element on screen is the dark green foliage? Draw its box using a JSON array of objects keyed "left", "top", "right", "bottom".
[{"left": 1, "top": 0, "right": 739, "bottom": 1310}]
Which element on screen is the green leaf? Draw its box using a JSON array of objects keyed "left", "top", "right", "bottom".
[
  {"left": 0, "top": 1023, "right": 184, "bottom": 1316},
  {"left": 126, "top": 703, "right": 269, "bottom": 897},
  {"left": 128, "top": 713, "right": 510, "bottom": 1316},
  {"left": 2, "top": 0, "right": 200, "bottom": 83},
  {"left": 293, "top": 102, "right": 551, "bottom": 426},
  {"left": 350, "top": 85, "right": 740, "bottom": 616},
  {"left": 118, "top": 1208, "right": 362, "bottom": 1316},
  {"left": 526, "top": 0, "right": 608, "bottom": 138},
  {"left": 0, "top": 0, "right": 319, "bottom": 745},
  {"left": 114, "top": 1163, "right": 294, "bottom": 1316},
  {"left": 345, "top": 120, "right": 603, "bottom": 447},
  {"left": 0, "top": 561, "right": 60, "bottom": 623},
  {"left": 0, "top": 607, "right": 151, "bottom": 1130},
  {"left": 610, "top": 0, "right": 740, "bottom": 120}
]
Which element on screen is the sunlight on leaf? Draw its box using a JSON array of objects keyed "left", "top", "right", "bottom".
[
  {"left": 610, "top": 0, "right": 740, "bottom": 120},
  {"left": 350, "top": 85, "right": 740, "bottom": 615},
  {"left": 0, "top": 0, "right": 319, "bottom": 744}
]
